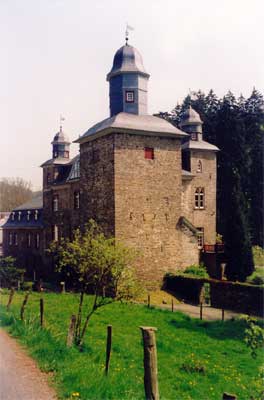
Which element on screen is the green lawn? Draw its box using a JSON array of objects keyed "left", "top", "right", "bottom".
[{"left": 0, "top": 291, "right": 262, "bottom": 400}]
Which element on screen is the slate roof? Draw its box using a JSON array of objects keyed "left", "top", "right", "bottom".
[
  {"left": 182, "top": 169, "right": 195, "bottom": 179},
  {"left": 76, "top": 112, "right": 188, "bottom": 144},
  {"left": 182, "top": 139, "right": 219, "bottom": 152},
  {"left": 14, "top": 193, "right": 43, "bottom": 210},
  {"left": 40, "top": 157, "right": 71, "bottom": 168},
  {"left": 107, "top": 44, "right": 149, "bottom": 80},
  {"left": 180, "top": 105, "right": 203, "bottom": 126},
  {"left": 4, "top": 194, "right": 43, "bottom": 229}
]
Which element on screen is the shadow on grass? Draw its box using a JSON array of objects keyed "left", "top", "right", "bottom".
[{"left": 169, "top": 314, "right": 247, "bottom": 341}]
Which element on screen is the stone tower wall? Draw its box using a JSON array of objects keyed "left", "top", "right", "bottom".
[
  {"left": 186, "top": 150, "right": 217, "bottom": 244},
  {"left": 113, "top": 133, "right": 199, "bottom": 286}
]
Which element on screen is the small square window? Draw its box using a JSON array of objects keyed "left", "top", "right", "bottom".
[
  {"left": 145, "top": 147, "right": 154, "bottom": 160},
  {"left": 125, "top": 91, "right": 134, "bottom": 103}
]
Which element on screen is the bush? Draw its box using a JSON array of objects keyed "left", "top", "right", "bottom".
[
  {"left": 183, "top": 264, "right": 209, "bottom": 278},
  {"left": 253, "top": 246, "right": 264, "bottom": 266},
  {"left": 21, "top": 281, "right": 33, "bottom": 291},
  {"left": 246, "top": 267, "right": 264, "bottom": 286}
]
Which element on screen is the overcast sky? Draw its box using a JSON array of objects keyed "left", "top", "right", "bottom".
[{"left": 0, "top": 0, "right": 263, "bottom": 190}]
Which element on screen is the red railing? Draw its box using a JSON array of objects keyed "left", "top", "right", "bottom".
[{"left": 203, "top": 243, "right": 224, "bottom": 253}]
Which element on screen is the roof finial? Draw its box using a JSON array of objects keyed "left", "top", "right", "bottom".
[
  {"left": 59, "top": 114, "right": 65, "bottom": 131},
  {"left": 125, "top": 23, "right": 134, "bottom": 45}
]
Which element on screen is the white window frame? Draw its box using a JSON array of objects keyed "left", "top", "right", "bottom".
[
  {"left": 53, "top": 225, "right": 59, "bottom": 242},
  {"left": 27, "top": 233, "right": 31, "bottom": 247},
  {"left": 125, "top": 90, "right": 134, "bottom": 103},
  {"left": 197, "top": 227, "right": 204, "bottom": 249},
  {"left": 53, "top": 196, "right": 59, "bottom": 212},
  {"left": 195, "top": 188, "right": 205, "bottom": 209}
]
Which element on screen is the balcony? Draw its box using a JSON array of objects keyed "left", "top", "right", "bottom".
[{"left": 203, "top": 243, "right": 224, "bottom": 253}]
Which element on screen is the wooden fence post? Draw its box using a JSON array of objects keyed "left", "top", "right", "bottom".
[
  {"left": 20, "top": 292, "right": 30, "bottom": 321},
  {"left": 222, "top": 308, "right": 225, "bottom": 321},
  {"left": 40, "top": 298, "right": 44, "bottom": 327},
  {"left": 171, "top": 298, "right": 174, "bottom": 313},
  {"left": 140, "top": 326, "right": 159, "bottom": 400},
  {"left": 67, "top": 315, "right": 77, "bottom": 347},
  {"left": 6, "top": 287, "right": 15, "bottom": 311},
  {"left": 200, "top": 302, "right": 203, "bottom": 320},
  {"left": 105, "top": 325, "right": 112, "bottom": 375},
  {"left": 147, "top": 295, "right": 150, "bottom": 308}
]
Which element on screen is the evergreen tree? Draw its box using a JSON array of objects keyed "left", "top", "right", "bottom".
[
  {"left": 244, "top": 89, "right": 264, "bottom": 246},
  {"left": 225, "top": 174, "right": 254, "bottom": 281}
]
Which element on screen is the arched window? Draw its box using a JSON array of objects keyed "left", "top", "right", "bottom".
[
  {"left": 11, "top": 212, "right": 15, "bottom": 221},
  {"left": 35, "top": 233, "right": 40, "bottom": 249},
  {"left": 27, "top": 233, "right": 31, "bottom": 247},
  {"left": 18, "top": 211, "right": 22, "bottom": 221},
  {"left": 74, "top": 191, "right": 80, "bottom": 210},
  {"left": 34, "top": 210, "right": 39, "bottom": 221},
  {"left": 197, "top": 160, "right": 202, "bottom": 173},
  {"left": 27, "top": 211, "right": 31, "bottom": 221},
  {"left": 195, "top": 188, "right": 205, "bottom": 209},
  {"left": 53, "top": 196, "right": 59, "bottom": 212}
]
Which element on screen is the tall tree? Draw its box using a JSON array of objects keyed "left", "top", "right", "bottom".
[
  {"left": 224, "top": 174, "right": 254, "bottom": 281},
  {"left": 0, "top": 178, "right": 32, "bottom": 211}
]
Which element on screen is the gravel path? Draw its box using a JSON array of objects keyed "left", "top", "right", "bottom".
[{"left": 0, "top": 329, "right": 57, "bottom": 400}]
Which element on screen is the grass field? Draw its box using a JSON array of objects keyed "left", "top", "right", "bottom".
[{"left": 0, "top": 291, "right": 263, "bottom": 400}]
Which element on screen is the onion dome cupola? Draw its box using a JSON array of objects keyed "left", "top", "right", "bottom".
[
  {"left": 179, "top": 106, "right": 203, "bottom": 141},
  {"left": 106, "top": 43, "right": 150, "bottom": 117},
  {"left": 51, "top": 126, "right": 70, "bottom": 159}
]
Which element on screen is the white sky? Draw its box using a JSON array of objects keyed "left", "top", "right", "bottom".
[{"left": 0, "top": 0, "right": 263, "bottom": 190}]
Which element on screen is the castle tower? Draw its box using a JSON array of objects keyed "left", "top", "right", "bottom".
[
  {"left": 179, "top": 105, "right": 203, "bottom": 140},
  {"left": 106, "top": 43, "right": 150, "bottom": 116},
  {"left": 180, "top": 107, "right": 219, "bottom": 249}
]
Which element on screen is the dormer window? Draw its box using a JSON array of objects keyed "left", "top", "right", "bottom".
[
  {"left": 191, "top": 132, "right": 198, "bottom": 141},
  {"left": 34, "top": 210, "right": 39, "bottom": 221},
  {"left": 125, "top": 91, "right": 134, "bottom": 103},
  {"left": 27, "top": 211, "right": 31, "bottom": 221},
  {"left": 18, "top": 211, "right": 22, "bottom": 221},
  {"left": 11, "top": 212, "right": 15, "bottom": 221}
]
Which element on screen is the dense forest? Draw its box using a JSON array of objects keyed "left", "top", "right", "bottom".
[{"left": 156, "top": 89, "right": 264, "bottom": 280}]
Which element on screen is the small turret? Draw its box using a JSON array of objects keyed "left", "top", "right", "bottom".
[
  {"left": 179, "top": 106, "right": 203, "bottom": 141},
  {"left": 51, "top": 126, "right": 70, "bottom": 159}
]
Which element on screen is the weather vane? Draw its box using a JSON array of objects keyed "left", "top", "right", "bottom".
[
  {"left": 59, "top": 114, "right": 65, "bottom": 129},
  {"left": 125, "top": 23, "right": 134, "bottom": 45}
]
